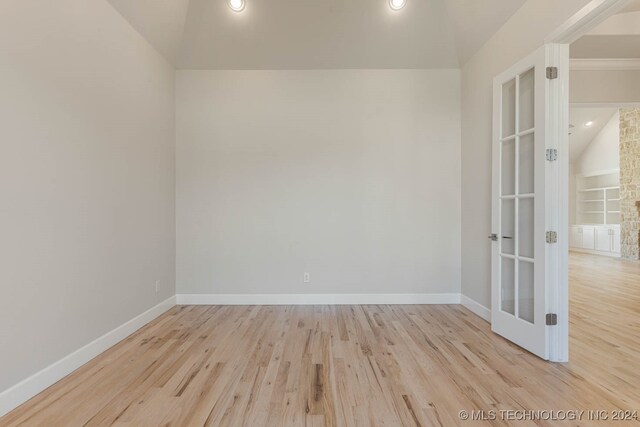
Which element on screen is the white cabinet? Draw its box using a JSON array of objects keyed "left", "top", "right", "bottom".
[
  {"left": 582, "top": 226, "right": 595, "bottom": 250},
  {"left": 612, "top": 228, "right": 621, "bottom": 254},
  {"left": 570, "top": 225, "right": 620, "bottom": 257},
  {"left": 595, "top": 227, "right": 611, "bottom": 252},
  {"left": 570, "top": 226, "right": 582, "bottom": 248},
  {"left": 570, "top": 225, "right": 591, "bottom": 249}
]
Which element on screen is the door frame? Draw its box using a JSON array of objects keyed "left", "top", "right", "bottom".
[{"left": 540, "top": 0, "right": 633, "bottom": 362}]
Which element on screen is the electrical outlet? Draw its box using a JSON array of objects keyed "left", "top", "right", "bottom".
[
  {"left": 303, "top": 273, "right": 310, "bottom": 283},
  {"left": 155, "top": 280, "right": 160, "bottom": 293}
]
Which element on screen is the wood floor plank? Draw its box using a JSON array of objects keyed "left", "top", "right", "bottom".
[{"left": 2, "top": 252, "right": 639, "bottom": 426}]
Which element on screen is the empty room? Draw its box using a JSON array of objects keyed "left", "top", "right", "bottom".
[{"left": 1, "top": 0, "right": 639, "bottom": 426}]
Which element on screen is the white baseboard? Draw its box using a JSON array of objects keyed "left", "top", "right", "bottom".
[
  {"left": 176, "top": 293, "right": 461, "bottom": 305},
  {"left": 0, "top": 296, "right": 176, "bottom": 418},
  {"left": 461, "top": 295, "right": 491, "bottom": 322},
  {"left": 1, "top": 292, "right": 489, "bottom": 418}
]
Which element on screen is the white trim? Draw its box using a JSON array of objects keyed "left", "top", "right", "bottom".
[
  {"left": 461, "top": 295, "right": 491, "bottom": 322},
  {"left": 548, "top": 43, "right": 571, "bottom": 363},
  {"left": 0, "top": 296, "right": 176, "bottom": 418},
  {"left": 570, "top": 58, "right": 640, "bottom": 70},
  {"left": 176, "top": 293, "right": 461, "bottom": 306},
  {"left": 0, "top": 293, "right": 498, "bottom": 417},
  {"left": 546, "top": 0, "right": 632, "bottom": 44}
]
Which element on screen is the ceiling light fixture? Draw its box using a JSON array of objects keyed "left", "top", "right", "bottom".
[
  {"left": 389, "top": 0, "right": 406, "bottom": 11},
  {"left": 584, "top": 121, "right": 594, "bottom": 127},
  {"left": 228, "top": 0, "right": 245, "bottom": 12}
]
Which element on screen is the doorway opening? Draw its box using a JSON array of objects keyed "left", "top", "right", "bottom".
[
  {"left": 565, "top": 0, "right": 640, "bottom": 399},
  {"left": 490, "top": 0, "right": 639, "bottom": 362}
]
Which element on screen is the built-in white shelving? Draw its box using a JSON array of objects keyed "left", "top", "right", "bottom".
[
  {"left": 575, "top": 170, "right": 620, "bottom": 226},
  {"left": 570, "top": 169, "right": 620, "bottom": 257}
]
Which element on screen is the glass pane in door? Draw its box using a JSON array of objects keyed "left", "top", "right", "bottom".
[
  {"left": 519, "top": 133, "right": 535, "bottom": 194},
  {"left": 501, "top": 257, "right": 515, "bottom": 315},
  {"left": 502, "top": 139, "right": 515, "bottom": 196},
  {"left": 518, "top": 68, "right": 535, "bottom": 131},
  {"left": 518, "top": 198, "right": 534, "bottom": 258},
  {"left": 501, "top": 199, "right": 515, "bottom": 255},
  {"left": 502, "top": 79, "right": 516, "bottom": 138},
  {"left": 518, "top": 261, "right": 534, "bottom": 323}
]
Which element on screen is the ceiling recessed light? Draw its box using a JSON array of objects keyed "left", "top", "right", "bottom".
[
  {"left": 584, "top": 121, "right": 594, "bottom": 127},
  {"left": 389, "top": 0, "right": 406, "bottom": 11},
  {"left": 228, "top": 0, "right": 245, "bottom": 12}
]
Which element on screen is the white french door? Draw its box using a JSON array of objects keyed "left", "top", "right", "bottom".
[{"left": 491, "top": 45, "right": 561, "bottom": 360}]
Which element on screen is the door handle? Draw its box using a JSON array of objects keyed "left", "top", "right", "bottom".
[
  {"left": 489, "top": 234, "right": 498, "bottom": 241},
  {"left": 502, "top": 236, "right": 513, "bottom": 239}
]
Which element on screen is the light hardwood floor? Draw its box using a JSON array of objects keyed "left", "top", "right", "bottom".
[{"left": 1, "top": 252, "right": 639, "bottom": 426}]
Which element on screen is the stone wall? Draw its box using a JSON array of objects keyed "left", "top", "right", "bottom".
[{"left": 620, "top": 108, "right": 640, "bottom": 260}]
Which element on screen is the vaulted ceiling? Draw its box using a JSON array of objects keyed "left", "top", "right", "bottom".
[
  {"left": 569, "top": 107, "right": 618, "bottom": 161},
  {"left": 105, "top": 0, "right": 526, "bottom": 69},
  {"left": 106, "top": 0, "right": 191, "bottom": 64}
]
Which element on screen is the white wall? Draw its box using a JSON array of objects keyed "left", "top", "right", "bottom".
[
  {"left": 461, "top": 0, "right": 591, "bottom": 308},
  {"left": 0, "top": 0, "right": 175, "bottom": 393},
  {"left": 177, "top": 70, "right": 461, "bottom": 296},
  {"left": 571, "top": 70, "right": 640, "bottom": 104},
  {"left": 574, "top": 111, "right": 620, "bottom": 176}
]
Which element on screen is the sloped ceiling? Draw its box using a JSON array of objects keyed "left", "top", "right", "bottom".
[
  {"left": 569, "top": 108, "right": 617, "bottom": 161},
  {"left": 444, "top": 0, "right": 526, "bottom": 65},
  {"left": 106, "top": 0, "right": 191, "bottom": 64},
  {"left": 107, "top": 0, "right": 527, "bottom": 68}
]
